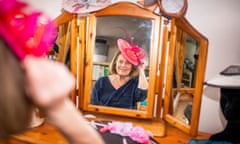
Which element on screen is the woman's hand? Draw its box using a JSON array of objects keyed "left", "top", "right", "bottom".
[
  {"left": 22, "top": 56, "right": 75, "bottom": 110},
  {"left": 138, "top": 63, "right": 145, "bottom": 71},
  {"left": 22, "top": 56, "right": 105, "bottom": 144},
  {"left": 137, "top": 63, "right": 148, "bottom": 89}
]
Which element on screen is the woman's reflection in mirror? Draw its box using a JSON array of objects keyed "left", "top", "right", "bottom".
[{"left": 90, "top": 39, "right": 148, "bottom": 109}]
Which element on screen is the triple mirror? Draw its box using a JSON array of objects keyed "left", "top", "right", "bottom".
[
  {"left": 83, "top": 2, "right": 161, "bottom": 119},
  {"left": 163, "top": 17, "right": 208, "bottom": 136},
  {"left": 53, "top": 1, "right": 208, "bottom": 137}
]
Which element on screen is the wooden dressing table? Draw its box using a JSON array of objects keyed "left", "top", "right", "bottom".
[
  {"left": 0, "top": 121, "right": 210, "bottom": 144},
  {"left": 52, "top": 1, "right": 209, "bottom": 138}
]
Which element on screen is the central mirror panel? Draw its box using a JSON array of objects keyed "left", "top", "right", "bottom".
[
  {"left": 92, "top": 16, "right": 153, "bottom": 109},
  {"left": 83, "top": 2, "right": 161, "bottom": 119}
]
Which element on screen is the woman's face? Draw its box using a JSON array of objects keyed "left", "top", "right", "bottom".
[{"left": 115, "top": 54, "right": 132, "bottom": 77}]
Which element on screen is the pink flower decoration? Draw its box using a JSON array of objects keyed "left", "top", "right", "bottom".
[
  {"left": 0, "top": 0, "right": 57, "bottom": 61},
  {"left": 99, "top": 121, "right": 151, "bottom": 144},
  {"left": 118, "top": 39, "right": 146, "bottom": 66},
  {"left": 129, "top": 126, "right": 150, "bottom": 144},
  {"left": 109, "top": 122, "right": 133, "bottom": 136}
]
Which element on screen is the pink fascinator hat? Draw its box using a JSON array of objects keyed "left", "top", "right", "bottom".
[
  {"left": 117, "top": 39, "right": 146, "bottom": 66},
  {"left": 62, "top": 0, "right": 111, "bottom": 14},
  {"left": 0, "top": 0, "right": 57, "bottom": 61}
]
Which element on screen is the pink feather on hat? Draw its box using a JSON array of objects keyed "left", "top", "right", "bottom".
[
  {"left": 0, "top": 0, "right": 57, "bottom": 61},
  {"left": 117, "top": 38, "right": 146, "bottom": 66}
]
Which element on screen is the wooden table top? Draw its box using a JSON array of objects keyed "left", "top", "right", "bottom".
[{"left": 0, "top": 121, "right": 210, "bottom": 144}]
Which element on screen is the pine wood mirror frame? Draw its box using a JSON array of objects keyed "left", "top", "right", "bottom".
[
  {"left": 82, "top": 2, "right": 162, "bottom": 119},
  {"left": 53, "top": 1, "right": 209, "bottom": 138},
  {"left": 53, "top": 11, "right": 79, "bottom": 104},
  {"left": 162, "top": 17, "right": 208, "bottom": 136}
]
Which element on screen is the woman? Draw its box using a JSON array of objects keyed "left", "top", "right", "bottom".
[
  {"left": 91, "top": 39, "right": 148, "bottom": 109},
  {"left": 0, "top": 0, "right": 104, "bottom": 143},
  {"left": 0, "top": 46, "right": 104, "bottom": 144}
]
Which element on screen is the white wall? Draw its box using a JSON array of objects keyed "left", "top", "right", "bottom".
[
  {"left": 24, "top": 0, "right": 240, "bottom": 134},
  {"left": 21, "top": 0, "right": 62, "bottom": 18},
  {"left": 185, "top": 0, "right": 240, "bottom": 133}
]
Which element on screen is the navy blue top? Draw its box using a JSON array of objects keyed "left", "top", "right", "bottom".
[{"left": 90, "top": 76, "right": 147, "bottom": 109}]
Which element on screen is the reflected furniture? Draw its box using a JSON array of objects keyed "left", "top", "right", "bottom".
[
  {"left": 162, "top": 17, "right": 208, "bottom": 136},
  {"left": 205, "top": 70, "right": 240, "bottom": 143}
]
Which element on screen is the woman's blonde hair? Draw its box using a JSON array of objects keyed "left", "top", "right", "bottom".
[
  {"left": 108, "top": 50, "right": 139, "bottom": 78},
  {"left": 0, "top": 38, "right": 34, "bottom": 139}
]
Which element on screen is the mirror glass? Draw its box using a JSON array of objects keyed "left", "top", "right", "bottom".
[
  {"left": 163, "top": 17, "right": 208, "bottom": 136},
  {"left": 171, "top": 27, "right": 199, "bottom": 125},
  {"left": 83, "top": 2, "right": 161, "bottom": 119},
  {"left": 50, "top": 12, "right": 74, "bottom": 66},
  {"left": 90, "top": 16, "right": 153, "bottom": 110},
  {"left": 82, "top": 2, "right": 161, "bottom": 119},
  {"left": 57, "top": 21, "right": 72, "bottom": 66}
]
